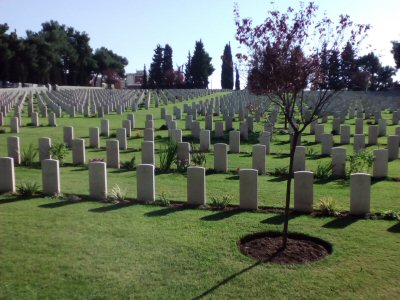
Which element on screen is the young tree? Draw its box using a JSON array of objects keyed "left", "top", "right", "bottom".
[
  {"left": 235, "top": 1, "right": 369, "bottom": 248},
  {"left": 190, "top": 40, "right": 215, "bottom": 88},
  {"left": 221, "top": 43, "right": 234, "bottom": 89},
  {"left": 235, "top": 66, "right": 240, "bottom": 90}
]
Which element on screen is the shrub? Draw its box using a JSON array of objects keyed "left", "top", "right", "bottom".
[
  {"left": 175, "top": 158, "right": 190, "bottom": 173},
  {"left": 159, "top": 141, "right": 177, "bottom": 172},
  {"left": 0, "top": 129, "right": 5, "bottom": 134},
  {"left": 121, "top": 156, "right": 136, "bottom": 170},
  {"left": 17, "top": 181, "right": 40, "bottom": 196},
  {"left": 316, "top": 162, "right": 333, "bottom": 179},
  {"left": 50, "top": 142, "right": 69, "bottom": 166},
  {"left": 318, "top": 197, "right": 338, "bottom": 216},
  {"left": 271, "top": 166, "right": 289, "bottom": 177},
  {"left": 108, "top": 184, "right": 127, "bottom": 203},
  {"left": 156, "top": 192, "right": 170, "bottom": 207},
  {"left": 347, "top": 150, "right": 374, "bottom": 176},
  {"left": 21, "top": 143, "right": 38, "bottom": 167},
  {"left": 135, "top": 130, "right": 143, "bottom": 138},
  {"left": 209, "top": 194, "right": 232, "bottom": 209},
  {"left": 190, "top": 143, "right": 207, "bottom": 167},
  {"left": 306, "top": 147, "right": 317, "bottom": 157}
]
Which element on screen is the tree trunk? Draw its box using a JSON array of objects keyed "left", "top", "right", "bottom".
[{"left": 281, "top": 131, "right": 299, "bottom": 249}]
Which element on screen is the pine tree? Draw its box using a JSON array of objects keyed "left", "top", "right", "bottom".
[
  {"left": 190, "top": 40, "right": 215, "bottom": 88},
  {"left": 235, "top": 66, "right": 240, "bottom": 90},
  {"left": 149, "top": 44, "right": 163, "bottom": 88},
  {"left": 328, "top": 50, "right": 343, "bottom": 90},
  {"left": 184, "top": 51, "right": 192, "bottom": 88},
  {"left": 341, "top": 42, "right": 358, "bottom": 90},
  {"left": 142, "top": 64, "right": 147, "bottom": 89},
  {"left": 221, "top": 43, "right": 233, "bottom": 89},
  {"left": 162, "top": 44, "right": 173, "bottom": 88}
]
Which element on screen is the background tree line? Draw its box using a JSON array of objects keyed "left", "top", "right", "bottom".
[
  {"left": 145, "top": 40, "right": 215, "bottom": 89},
  {"left": 317, "top": 42, "right": 396, "bottom": 91},
  {"left": 0, "top": 21, "right": 127, "bottom": 87}
]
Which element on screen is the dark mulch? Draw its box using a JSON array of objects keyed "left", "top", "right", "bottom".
[{"left": 238, "top": 231, "right": 332, "bottom": 265}]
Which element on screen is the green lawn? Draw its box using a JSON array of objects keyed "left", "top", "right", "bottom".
[
  {"left": 0, "top": 196, "right": 399, "bottom": 299},
  {"left": 1, "top": 90, "right": 400, "bottom": 298}
]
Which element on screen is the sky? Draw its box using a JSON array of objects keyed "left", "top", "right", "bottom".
[{"left": 1, "top": 0, "right": 400, "bottom": 88}]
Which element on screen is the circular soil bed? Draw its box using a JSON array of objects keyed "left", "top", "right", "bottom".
[{"left": 238, "top": 231, "right": 332, "bottom": 265}]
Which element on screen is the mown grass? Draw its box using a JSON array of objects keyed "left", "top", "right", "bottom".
[{"left": 0, "top": 196, "right": 399, "bottom": 299}]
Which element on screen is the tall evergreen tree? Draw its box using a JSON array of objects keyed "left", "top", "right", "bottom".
[
  {"left": 149, "top": 44, "right": 163, "bottom": 88},
  {"left": 190, "top": 40, "right": 214, "bottom": 88},
  {"left": 341, "top": 42, "right": 358, "bottom": 90},
  {"left": 235, "top": 66, "right": 240, "bottom": 90},
  {"left": 184, "top": 51, "right": 192, "bottom": 88},
  {"left": 328, "top": 50, "right": 343, "bottom": 90},
  {"left": 142, "top": 64, "right": 148, "bottom": 89},
  {"left": 162, "top": 44, "right": 174, "bottom": 88},
  {"left": 221, "top": 43, "right": 233, "bottom": 89}
]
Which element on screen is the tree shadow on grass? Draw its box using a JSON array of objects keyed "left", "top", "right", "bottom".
[
  {"left": 225, "top": 175, "right": 239, "bottom": 180},
  {"left": 260, "top": 213, "right": 301, "bottom": 225},
  {"left": 192, "top": 261, "right": 261, "bottom": 300},
  {"left": 144, "top": 205, "right": 194, "bottom": 217},
  {"left": 322, "top": 216, "right": 359, "bottom": 229},
  {"left": 200, "top": 209, "right": 244, "bottom": 221},
  {"left": 387, "top": 222, "right": 400, "bottom": 233}
]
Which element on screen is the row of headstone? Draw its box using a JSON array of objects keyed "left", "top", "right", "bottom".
[{"left": 0, "top": 157, "right": 371, "bottom": 215}]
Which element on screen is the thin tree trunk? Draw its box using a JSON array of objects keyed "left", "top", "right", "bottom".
[{"left": 282, "top": 131, "right": 299, "bottom": 248}]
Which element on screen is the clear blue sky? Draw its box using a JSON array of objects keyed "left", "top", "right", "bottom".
[{"left": 1, "top": 0, "right": 400, "bottom": 88}]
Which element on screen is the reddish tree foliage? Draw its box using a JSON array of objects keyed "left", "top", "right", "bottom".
[{"left": 234, "top": 1, "right": 369, "bottom": 248}]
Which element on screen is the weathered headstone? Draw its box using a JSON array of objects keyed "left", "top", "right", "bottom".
[
  {"left": 136, "top": 164, "right": 155, "bottom": 203},
  {"left": 294, "top": 171, "right": 313, "bottom": 213},
  {"left": 187, "top": 166, "right": 206, "bottom": 205},
  {"left": 89, "top": 161, "right": 107, "bottom": 200},
  {"left": 239, "top": 169, "right": 258, "bottom": 210},
  {"left": 42, "top": 159, "right": 60, "bottom": 195},
  {"left": 350, "top": 173, "right": 370, "bottom": 215}
]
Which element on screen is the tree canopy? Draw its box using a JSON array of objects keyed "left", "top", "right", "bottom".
[
  {"left": 221, "top": 43, "right": 234, "bottom": 89},
  {"left": 0, "top": 21, "right": 127, "bottom": 86},
  {"left": 186, "top": 40, "right": 215, "bottom": 88}
]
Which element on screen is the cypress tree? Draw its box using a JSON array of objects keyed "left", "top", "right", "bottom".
[
  {"left": 221, "top": 43, "right": 233, "bottom": 89},
  {"left": 235, "top": 66, "right": 240, "bottom": 90}
]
